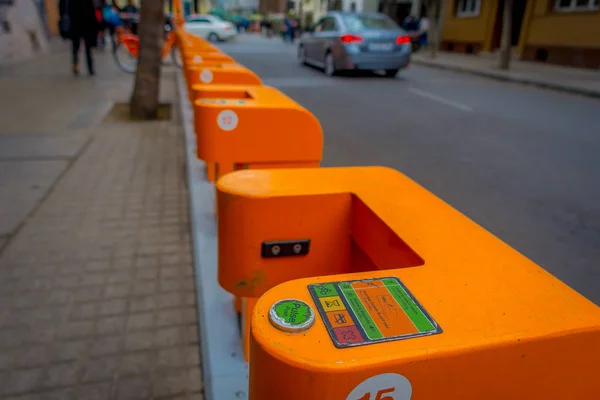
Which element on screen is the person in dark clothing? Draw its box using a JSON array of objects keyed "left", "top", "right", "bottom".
[{"left": 59, "top": 0, "right": 99, "bottom": 76}]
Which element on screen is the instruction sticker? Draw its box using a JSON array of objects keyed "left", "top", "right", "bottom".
[{"left": 308, "top": 277, "right": 441, "bottom": 348}]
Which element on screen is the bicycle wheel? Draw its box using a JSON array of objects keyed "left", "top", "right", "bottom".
[{"left": 114, "top": 41, "right": 138, "bottom": 73}]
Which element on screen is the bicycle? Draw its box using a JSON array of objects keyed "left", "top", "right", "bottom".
[{"left": 113, "top": 16, "right": 182, "bottom": 73}]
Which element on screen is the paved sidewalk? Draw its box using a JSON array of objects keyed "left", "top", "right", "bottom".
[
  {"left": 413, "top": 51, "right": 600, "bottom": 99},
  {"left": 0, "top": 43, "right": 203, "bottom": 399}
]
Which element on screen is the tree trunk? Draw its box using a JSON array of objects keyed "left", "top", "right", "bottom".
[
  {"left": 427, "top": 0, "right": 439, "bottom": 59},
  {"left": 130, "top": 0, "right": 165, "bottom": 120},
  {"left": 499, "top": 0, "right": 513, "bottom": 70}
]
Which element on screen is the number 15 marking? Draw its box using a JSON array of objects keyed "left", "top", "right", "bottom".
[{"left": 357, "top": 388, "right": 395, "bottom": 400}]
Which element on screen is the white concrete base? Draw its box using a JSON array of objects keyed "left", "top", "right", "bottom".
[{"left": 176, "top": 69, "right": 249, "bottom": 400}]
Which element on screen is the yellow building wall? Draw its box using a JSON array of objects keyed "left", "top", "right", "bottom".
[
  {"left": 523, "top": 0, "right": 600, "bottom": 48},
  {"left": 441, "top": 0, "right": 498, "bottom": 46}
]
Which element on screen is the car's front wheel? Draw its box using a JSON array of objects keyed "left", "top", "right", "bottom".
[
  {"left": 298, "top": 45, "right": 307, "bottom": 65},
  {"left": 207, "top": 32, "right": 219, "bottom": 42},
  {"left": 324, "top": 52, "right": 337, "bottom": 77}
]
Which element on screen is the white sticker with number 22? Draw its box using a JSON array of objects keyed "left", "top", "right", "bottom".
[
  {"left": 217, "top": 110, "right": 238, "bottom": 131},
  {"left": 346, "top": 373, "right": 412, "bottom": 400}
]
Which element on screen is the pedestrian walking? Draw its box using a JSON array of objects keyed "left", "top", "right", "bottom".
[
  {"left": 282, "top": 14, "right": 297, "bottom": 44},
  {"left": 59, "top": 0, "right": 100, "bottom": 76},
  {"left": 100, "top": 0, "right": 121, "bottom": 51}
]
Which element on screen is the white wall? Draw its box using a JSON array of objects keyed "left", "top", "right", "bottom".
[{"left": 0, "top": 0, "right": 49, "bottom": 66}]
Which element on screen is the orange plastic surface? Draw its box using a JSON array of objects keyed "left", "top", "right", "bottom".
[
  {"left": 215, "top": 167, "right": 600, "bottom": 399},
  {"left": 185, "top": 64, "right": 261, "bottom": 90},
  {"left": 193, "top": 85, "right": 322, "bottom": 175},
  {"left": 177, "top": 32, "right": 219, "bottom": 53},
  {"left": 184, "top": 53, "right": 234, "bottom": 66}
]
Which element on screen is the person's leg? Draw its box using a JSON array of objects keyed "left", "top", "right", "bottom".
[
  {"left": 72, "top": 34, "right": 81, "bottom": 75},
  {"left": 84, "top": 35, "right": 95, "bottom": 75}
]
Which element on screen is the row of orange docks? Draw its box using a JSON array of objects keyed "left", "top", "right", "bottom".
[{"left": 175, "top": 27, "right": 600, "bottom": 400}]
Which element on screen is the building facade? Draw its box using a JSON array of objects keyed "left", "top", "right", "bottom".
[{"left": 440, "top": 0, "right": 600, "bottom": 69}]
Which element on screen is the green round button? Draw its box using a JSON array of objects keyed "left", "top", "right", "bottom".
[{"left": 269, "top": 299, "right": 315, "bottom": 333}]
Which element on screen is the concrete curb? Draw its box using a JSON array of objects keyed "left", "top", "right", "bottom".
[
  {"left": 412, "top": 58, "right": 600, "bottom": 100},
  {"left": 176, "top": 69, "right": 249, "bottom": 400}
]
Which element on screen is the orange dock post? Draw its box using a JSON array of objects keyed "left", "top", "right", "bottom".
[
  {"left": 193, "top": 84, "right": 322, "bottom": 182},
  {"left": 215, "top": 166, "right": 600, "bottom": 400},
  {"left": 185, "top": 64, "right": 261, "bottom": 93},
  {"left": 184, "top": 53, "right": 234, "bottom": 67}
]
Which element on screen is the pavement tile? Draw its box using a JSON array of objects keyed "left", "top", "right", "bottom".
[
  {"left": 43, "top": 362, "right": 82, "bottom": 388},
  {"left": 157, "top": 345, "right": 201, "bottom": 369},
  {"left": 115, "top": 375, "right": 152, "bottom": 400},
  {"left": 152, "top": 367, "right": 203, "bottom": 398},
  {"left": 1, "top": 367, "right": 46, "bottom": 395},
  {"left": 126, "top": 312, "right": 155, "bottom": 331},
  {"left": 81, "top": 357, "right": 118, "bottom": 383},
  {"left": 75, "top": 382, "right": 113, "bottom": 400},
  {"left": 118, "top": 351, "right": 156, "bottom": 376}
]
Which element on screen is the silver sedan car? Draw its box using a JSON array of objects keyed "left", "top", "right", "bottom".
[{"left": 298, "top": 12, "right": 411, "bottom": 77}]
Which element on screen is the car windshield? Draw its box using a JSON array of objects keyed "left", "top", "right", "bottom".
[{"left": 342, "top": 14, "right": 398, "bottom": 31}]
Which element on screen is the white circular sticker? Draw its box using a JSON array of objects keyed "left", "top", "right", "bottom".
[
  {"left": 217, "top": 110, "right": 238, "bottom": 131},
  {"left": 194, "top": 55, "right": 203, "bottom": 62},
  {"left": 346, "top": 373, "right": 412, "bottom": 400},
  {"left": 200, "top": 69, "right": 213, "bottom": 84}
]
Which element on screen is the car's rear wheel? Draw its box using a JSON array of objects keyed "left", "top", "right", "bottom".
[
  {"left": 298, "top": 45, "right": 307, "bottom": 65},
  {"left": 384, "top": 69, "right": 399, "bottom": 78},
  {"left": 324, "top": 52, "right": 337, "bottom": 77},
  {"left": 208, "top": 32, "right": 219, "bottom": 42}
]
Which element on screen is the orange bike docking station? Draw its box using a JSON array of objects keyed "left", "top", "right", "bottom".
[
  {"left": 185, "top": 63, "right": 261, "bottom": 90},
  {"left": 193, "top": 85, "right": 322, "bottom": 182},
  {"left": 216, "top": 167, "right": 600, "bottom": 400},
  {"left": 176, "top": 31, "right": 219, "bottom": 53},
  {"left": 183, "top": 52, "right": 235, "bottom": 69}
]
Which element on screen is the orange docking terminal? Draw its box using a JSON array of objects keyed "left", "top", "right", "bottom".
[
  {"left": 193, "top": 84, "right": 322, "bottom": 182},
  {"left": 185, "top": 63, "right": 261, "bottom": 87},
  {"left": 215, "top": 166, "right": 600, "bottom": 400},
  {"left": 183, "top": 53, "right": 235, "bottom": 69}
]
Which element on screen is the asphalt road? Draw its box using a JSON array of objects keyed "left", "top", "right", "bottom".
[{"left": 219, "top": 35, "right": 600, "bottom": 305}]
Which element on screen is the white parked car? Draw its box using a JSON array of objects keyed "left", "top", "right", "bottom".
[{"left": 183, "top": 15, "right": 237, "bottom": 42}]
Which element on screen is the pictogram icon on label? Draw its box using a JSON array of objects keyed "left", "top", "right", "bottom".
[
  {"left": 319, "top": 296, "right": 345, "bottom": 312},
  {"left": 346, "top": 373, "right": 412, "bottom": 400},
  {"left": 217, "top": 110, "right": 238, "bottom": 131},
  {"left": 200, "top": 69, "right": 213, "bottom": 83},
  {"left": 308, "top": 277, "right": 441, "bottom": 348},
  {"left": 326, "top": 310, "right": 353, "bottom": 328}
]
